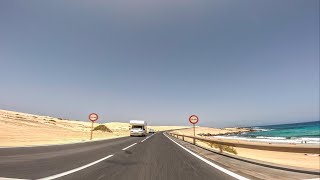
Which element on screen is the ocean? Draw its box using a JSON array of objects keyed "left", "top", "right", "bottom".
[{"left": 215, "top": 121, "right": 320, "bottom": 144}]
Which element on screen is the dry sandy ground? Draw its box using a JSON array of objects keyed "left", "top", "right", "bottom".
[
  {"left": 172, "top": 127, "right": 320, "bottom": 170},
  {"left": 0, "top": 110, "right": 186, "bottom": 147}
]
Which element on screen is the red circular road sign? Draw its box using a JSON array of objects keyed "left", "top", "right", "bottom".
[
  {"left": 89, "top": 113, "right": 99, "bottom": 122},
  {"left": 189, "top": 115, "right": 199, "bottom": 124}
]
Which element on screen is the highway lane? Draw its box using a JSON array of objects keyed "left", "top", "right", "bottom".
[
  {"left": 1, "top": 132, "right": 318, "bottom": 180},
  {"left": 59, "top": 132, "right": 238, "bottom": 180},
  {"left": 0, "top": 133, "right": 243, "bottom": 180},
  {"left": 2, "top": 132, "right": 318, "bottom": 180},
  {"left": 0, "top": 135, "right": 143, "bottom": 179}
]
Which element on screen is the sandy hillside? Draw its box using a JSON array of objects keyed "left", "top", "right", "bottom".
[
  {"left": 0, "top": 109, "right": 186, "bottom": 147},
  {"left": 0, "top": 110, "right": 129, "bottom": 147}
]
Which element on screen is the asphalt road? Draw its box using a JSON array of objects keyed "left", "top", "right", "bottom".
[
  {"left": 0, "top": 133, "right": 317, "bottom": 180},
  {"left": 0, "top": 133, "right": 244, "bottom": 180}
]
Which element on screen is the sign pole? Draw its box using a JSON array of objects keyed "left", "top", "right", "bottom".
[
  {"left": 88, "top": 113, "right": 99, "bottom": 140},
  {"left": 90, "top": 121, "right": 94, "bottom": 140},
  {"left": 193, "top": 124, "right": 195, "bottom": 144},
  {"left": 189, "top": 115, "right": 198, "bottom": 145}
]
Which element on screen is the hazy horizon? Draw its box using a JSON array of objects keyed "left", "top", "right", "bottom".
[
  {"left": 1, "top": 0, "right": 319, "bottom": 128},
  {"left": 1, "top": 108, "right": 320, "bottom": 128}
]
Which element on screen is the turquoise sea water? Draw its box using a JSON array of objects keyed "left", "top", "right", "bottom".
[{"left": 216, "top": 121, "right": 320, "bottom": 144}]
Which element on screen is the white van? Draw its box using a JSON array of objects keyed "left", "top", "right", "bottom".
[{"left": 130, "top": 120, "right": 147, "bottom": 137}]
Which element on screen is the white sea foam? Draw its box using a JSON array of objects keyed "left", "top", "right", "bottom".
[
  {"left": 213, "top": 135, "right": 320, "bottom": 144},
  {"left": 252, "top": 128, "right": 273, "bottom": 132},
  {"left": 256, "top": 136, "right": 286, "bottom": 140}
]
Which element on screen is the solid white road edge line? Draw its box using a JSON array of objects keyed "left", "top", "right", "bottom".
[
  {"left": 303, "top": 178, "right": 320, "bottom": 180},
  {"left": 164, "top": 133, "right": 250, "bottom": 180},
  {"left": 37, "top": 154, "right": 114, "bottom": 180},
  {"left": 122, "top": 143, "right": 137, "bottom": 151}
]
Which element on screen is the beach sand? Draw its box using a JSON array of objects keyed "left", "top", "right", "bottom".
[
  {"left": 0, "top": 110, "right": 186, "bottom": 147},
  {"left": 172, "top": 127, "right": 320, "bottom": 170}
]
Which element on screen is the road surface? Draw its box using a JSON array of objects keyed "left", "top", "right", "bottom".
[{"left": 0, "top": 133, "right": 318, "bottom": 180}]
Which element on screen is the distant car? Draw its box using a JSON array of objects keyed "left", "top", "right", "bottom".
[{"left": 149, "top": 129, "right": 155, "bottom": 134}]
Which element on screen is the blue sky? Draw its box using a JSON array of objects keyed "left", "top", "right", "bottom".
[{"left": 0, "top": 0, "right": 319, "bottom": 127}]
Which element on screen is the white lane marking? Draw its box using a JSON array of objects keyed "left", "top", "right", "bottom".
[
  {"left": 141, "top": 133, "right": 155, "bottom": 142},
  {"left": 303, "top": 178, "right": 320, "bottom": 180},
  {"left": 0, "top": 178, "right": 29, "bottom": 180},
  {"left": 37, "top": 154, "right": 114, "bottom": 180},
  {"left": 164, "top": 133, "right": 250, "bottom": 180},
  {"left": 122, "top": 143, "right": 137, "bottom": 151}
]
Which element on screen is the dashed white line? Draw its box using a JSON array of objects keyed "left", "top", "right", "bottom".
[
  {"left": 37, "top": 154, "right": 114, "bottom": 180},
  {"left": 122, "top": 143, "right": 137, "bottom": 151},
  {"left": 164, "top": 133, "right": 250, "bottom": 180},
  {"left": 4, "top": 136, "right": 147, "bottom": 180},
  {"left": 141, "top": 134, "right": 155, "bottom": 142}
]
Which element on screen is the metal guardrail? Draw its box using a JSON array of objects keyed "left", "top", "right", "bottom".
[{"left": 168, "top": 133, "right": 320, "bottom": 154}]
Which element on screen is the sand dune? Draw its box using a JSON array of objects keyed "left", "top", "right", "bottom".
[
  {"left": 0, "top": 110, "right": 128, "bottom": 146},
  {"left": 0, "top": 109, "right": 186, "bottom": 147}
]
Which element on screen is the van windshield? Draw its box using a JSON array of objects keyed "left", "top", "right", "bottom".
[{"left": 132, "top": 125, "right": 143, "bottom": 130}]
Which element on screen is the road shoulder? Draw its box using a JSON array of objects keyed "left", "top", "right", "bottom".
[{"left": 165, "top": 133, "right": 320, "bottom": 180}]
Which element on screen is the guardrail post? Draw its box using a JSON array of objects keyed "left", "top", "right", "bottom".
[
  {"left": 193, "top": 137, "right": 195, "bottom": 145},
  {"left": 218, "top": 144, "right": 223, "bottom": 153},
  {"left": 182, "top": 136, "right": 184, "bottom": 141}
]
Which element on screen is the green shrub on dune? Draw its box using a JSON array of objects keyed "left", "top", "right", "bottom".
[
  {"left": 223, "top": 145, "right": 238, "bottom": 155},
  {"left": 203, "top": 141, "right": 237, "bottom": 155},
  {"left": 93, "top": 125, "right": 113, "bottom": 132}
]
